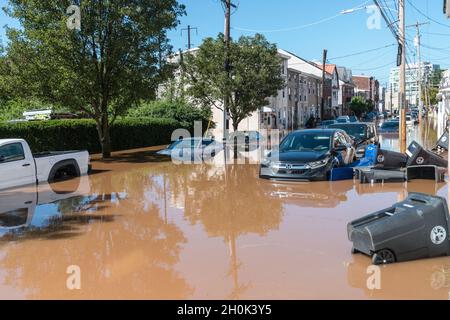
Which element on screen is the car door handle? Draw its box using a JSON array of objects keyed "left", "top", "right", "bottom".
[{"left": 22, "top": 163, "right": 31, "bottom": 167}]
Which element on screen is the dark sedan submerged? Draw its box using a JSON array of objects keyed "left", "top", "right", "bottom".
[{"left": 259, "top": 129, "right": 356, "bottom": 182}]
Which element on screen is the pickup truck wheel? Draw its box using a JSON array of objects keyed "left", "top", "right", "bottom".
[
  {"left": 53, "top": 166, "right": 77, "bottom": 181},
  {"left": 48, "top": 160, "right": 81, "bottom": 183}
]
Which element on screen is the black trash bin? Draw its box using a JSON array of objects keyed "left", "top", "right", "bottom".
[
  {"left": 406, "top": 141, "right": 447, "bottom": 168},
  {"left": 348, "top": 193, "right": 450, "bottom": 265},
  {"left": 407, "top": 165, "right": 446, "bottom": 182},
  {"left": 357, "top": 168, "right": 407, "bottom": 184},
  {"left": 375, "top": 149, "right": 408, "bottom": 169},
  {"left": 435, "top": 131, "right": 449, "bottom": 151}
]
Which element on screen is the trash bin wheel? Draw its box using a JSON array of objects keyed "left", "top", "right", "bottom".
[
  {"left": 351, "top": 247, "right": 360, "bottom": 254},
  {"left": 372, "top": 249, "right": 396, "bottom": 265}
]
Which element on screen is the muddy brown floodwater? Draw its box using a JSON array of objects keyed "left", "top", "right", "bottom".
[{"left": 0, "top": 120, "right": 449, "bottom": 300}]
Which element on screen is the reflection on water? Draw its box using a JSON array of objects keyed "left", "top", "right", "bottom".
[
  {"left": 379, "top": 119, "right": 439, "bottom": 151},
  {"left": 0, "top": 194, "right": 122, "bottom": 241},
  {"left": 0, "top": 120, "right": 448, "bottom": 299},
  {"left": 347, "top": 255, "right": 450, "bottom": 300}
]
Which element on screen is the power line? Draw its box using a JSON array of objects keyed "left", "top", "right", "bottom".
[
  {"left": 373, "top": 0, "right": 400, "bottom": 41},
  {"left": 350, "top": 45, "right": 397, "bottom": 67},
  {"left": 406, "top": 0, "right": 450, "bottom": 28},
  {"left": 232, "top": 13, "right": 343, "bottom": 33},
  {"left": 232, "top": 0, "right": 371, "bottom": 33},
  {"left": 424, "top": 31, "right": 450, "bottom": 37},
  {"left": 328, "top": 43, "right": 396, "bottom": 60},
  {"left": 352, "top": 61, "right": 395, "bottom": 71}
]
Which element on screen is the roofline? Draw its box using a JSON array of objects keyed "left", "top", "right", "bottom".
[
  {"left": 287, "top": 67, "right": 322, "bottom": 80},
  {"left": 280, "top": 49, "right": 331, "bottom": 76}
]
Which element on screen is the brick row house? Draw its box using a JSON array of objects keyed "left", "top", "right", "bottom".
[
  {"left": 337, "top": 67, "right": 355, "bottom": 116},
  {"left": 353, "top": 75, "right": 380, "bottom": 106}
]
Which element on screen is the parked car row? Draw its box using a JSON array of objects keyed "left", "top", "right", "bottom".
[
  {"left": 320, "top": 116, "right": 359, "bottom": 127},
  {"left": 158, "top": 122, "right": 383, "bottom": 182}
]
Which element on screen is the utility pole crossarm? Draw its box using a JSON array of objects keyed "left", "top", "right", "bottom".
[{"left": 181, "top": 25, "right": 198, "bottom": 50}]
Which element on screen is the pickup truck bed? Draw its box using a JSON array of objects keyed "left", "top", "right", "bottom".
[{"left": 33, "top": 151, "right": 85, "bottom": 158}]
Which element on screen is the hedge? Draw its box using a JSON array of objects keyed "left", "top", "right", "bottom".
[{"left": 0, "top": 118, "right": 183, "bottom": 153}]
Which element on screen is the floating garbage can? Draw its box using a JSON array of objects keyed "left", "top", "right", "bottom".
[
  {"left": 407, "top": 141, "right": 447, "bottom": 168},
  {"left": 435, "top": 131, "right": 449, "bottom": 151},
  {"left": 376, "top": 149, "right": 408, "bottom": 169},
  {"left": 364, "top": 144, "right": 378, "bottom": 165},
  {"left": 330, "top": 167, "right": 355, "bottom": 181},
  {"left": 357, "top": 168, "right": 406, "bottom": 184},
  {"left": 348, "top": 193, "right": 450, "bottom": 265},
  {"left": 407, "top": 165, "right": 446, "bottom": 183}
]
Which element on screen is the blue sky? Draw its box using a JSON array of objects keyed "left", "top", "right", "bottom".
[{"left": 1, "top": 0, "right": 449, "bottom": 86}]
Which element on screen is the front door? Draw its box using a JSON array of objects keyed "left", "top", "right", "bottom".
[{"left": 0, "top": 143, "right": 35, "bottom": 190}]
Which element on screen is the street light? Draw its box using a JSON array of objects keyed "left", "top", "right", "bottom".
[
  {"left": 445, "top": 0, "right": 450, "bottom": 18},
  {"left": 340, "top": 5, "right": 397, "bottom": 15}
]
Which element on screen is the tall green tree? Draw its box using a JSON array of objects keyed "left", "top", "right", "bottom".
[
  {"left": 0, "top": 42, "right": 9, "bottom": 103},
  {"left": 183, "top": 34, "right": 285, "bottom": 132},
  {"left": 3, "top": 0, "right": 185, "bottom": 158},
  {"left": 422, "top": 69, "right": 444, "bottom": 107},
  {"left": 350, "top": 96, "right": 370, "bottom": 117}
]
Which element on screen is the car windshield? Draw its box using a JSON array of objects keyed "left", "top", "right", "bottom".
[
  {"left": 329, "top": 125, "right": 366, "bottom": 139},
  {"left": 336, "top": 119, "right": 348, "bottom": 123},
  {"left": 167, "top": 139, "right": 212, "bottom": 149},
  {"left": 279, "top": 133, "right": 331, "bottom": 152},
  {"left": 381, "top": 122, "right": 399, "bottom": 129}
]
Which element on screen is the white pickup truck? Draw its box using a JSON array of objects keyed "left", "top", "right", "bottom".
[{"left": 0, "top": 139, "right": 90, "bottom": 191}]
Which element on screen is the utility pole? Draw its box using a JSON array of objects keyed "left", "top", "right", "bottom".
[
  {"left": 221, "top": 0, "right": 236, "bottom": 150},
  {"left": 408, "top": 22, "right": 429, "bottom": 125},
  {"left": 390, "top": 83, "right": 393, "bottom": 114},
  {"left": 399, "top": 0, "right": 407, "bottom": 153},
  {"left": 181, "top": 25, "right": 198, "bottom": 50},
  {"left": 223, "top": 0, "right": 231, "bottom": 145},
  {"left": 321, "top": 49, "right": 328, "bottom": 120}
]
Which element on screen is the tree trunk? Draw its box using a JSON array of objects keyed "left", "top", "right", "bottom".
[
  {"left": 96, "top": 114, "right": 112, "bottom": 159},
  {"left": 233, "top": 121, "right": 239, "bottom": 160}
]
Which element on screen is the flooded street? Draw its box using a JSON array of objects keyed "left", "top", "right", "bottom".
[{"left": 1, "top": 120, "right": 450, "bottom": 300}]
